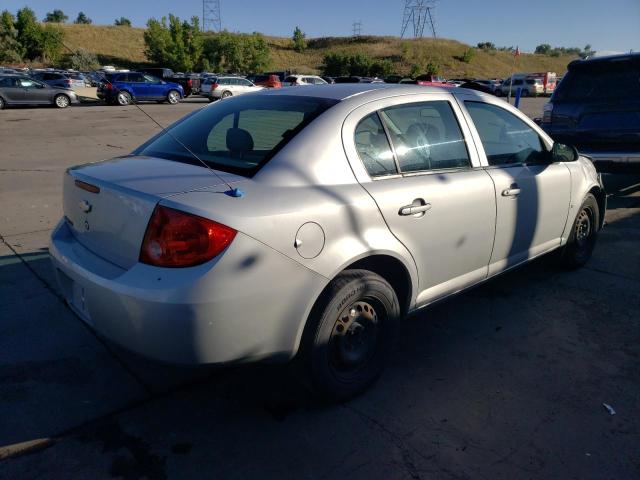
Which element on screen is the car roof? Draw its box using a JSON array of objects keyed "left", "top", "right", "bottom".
[
  {"left": 569, "top": 51, "right": 640, "bottom": 68},
  {"left": 259, "top": 83, "right": 487, "bottom": 102}
]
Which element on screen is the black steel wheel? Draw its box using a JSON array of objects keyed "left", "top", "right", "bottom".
[
  {"left": 560, "top": 193, "right": 600, "bottom": 268},
  {"left": 301, "top": 269, "right": 400, "bottom": 402}
]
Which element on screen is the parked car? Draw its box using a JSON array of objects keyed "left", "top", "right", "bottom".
[
  {"left": 542, "top": 52, "right": 640, "bottom": 170},
  {"left": 97, "top": 72, "right": 184, "bottom": 106},
  {"left": 334, "top": 76, "right": 380, "bottom": 83},
  {"left": 31, "top": 71, "right": 85, "bottom": 90},
  {"left": 472, "top": 79, "right": 500, "bottom": 94},
  {"left": 264, "top": 70, "right": 293, "bottom": 82},
  {"left": 251, "top": 74, "right": 282, "bottom": 89},
  {"left": 140, "top": 67, "right": 201, "bottom": 96},
  {"left": 383, "top": 75, "right": 405, "bottom": 84},
  {"left": 321, "top": 76, "right": 335, "bottom": 84},
  {"left": 0, "top": 75, "right": 79, "bottom": 109},
  {"left": 414, "top": 74, "right": 451, "bottom": 87},
  {"left": 459, "top": 80, "right": 495, "bottom": 95},
  {"left": 206, "top": 76, "right": 264, "bottom": 100},
  {"left": 283, "top": 75, "right": 328, "bottom": 86},
  {"left": 50, "top": 84, "right": 604, "bottom": 401},
  {"left": 496, "top": 75, "right": 544, "bottom": 97}
]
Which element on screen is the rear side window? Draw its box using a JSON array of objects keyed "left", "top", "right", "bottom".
[
  {"left": 379, "top": 101, "right": 471, "bottom": 172},
  {"left": 354, "top": 113, "right": 397, "bottom": 177},
  {"left": 465, "top": 101, "right": 545, "bottom": 166},
  {"left": 555, "top": 62, "right": 640, "bottom": 101},
  {"left": 136, "top": 95, "right": 338, "bottom": 176}
]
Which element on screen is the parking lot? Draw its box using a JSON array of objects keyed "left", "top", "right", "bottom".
[{"left": 1, "top": 96, "right": 639, "bottom": 479}]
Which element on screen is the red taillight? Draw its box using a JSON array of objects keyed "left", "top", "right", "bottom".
[
  {"left": 104, "top": 83, "right": 113, "bottom": 91},
  {"left": 212, "top": 83, "right": 219, "bottom": 90},
  {"left": 65, "top": 79, "right": 72, "bottom": 86},
  {"left": 187, "top": 78, "right": 193, "bottom": 87},
  {"left": 140, "top": 205, "right": 236, "bottom": 268}
]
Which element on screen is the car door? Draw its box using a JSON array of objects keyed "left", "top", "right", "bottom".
[
  {"left": 127, "top": 73, "right": 150, "bottom": 99},
  {"left": 344, "top": 95, "right": 497, "bottom": 306},
  {"left": 143, "top": 74, "right": 164, "bottom": 99},
  {"left": 461, "top": 99, "right": 571, "bottom": 275},
  {"left": 0, "top": 77, "right": 25, "bottom": 103},
  {"left": 20, "top": 78, "right": 51, "bottom": 104}
]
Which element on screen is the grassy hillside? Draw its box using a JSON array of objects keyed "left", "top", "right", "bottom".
[{"left": 60, "top": 24, "right": 576, "bottom": 77}]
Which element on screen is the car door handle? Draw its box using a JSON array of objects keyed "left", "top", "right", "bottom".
[
  {"left": 502, "top": 185, "right": 521, "bottom": 197},
  {"left": 399, "top": 203, "right": 432, "bottom": 216}
]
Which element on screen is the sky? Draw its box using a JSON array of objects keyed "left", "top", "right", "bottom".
[{"left": 4, "top": 0, "right": 640, "bottom": 52}]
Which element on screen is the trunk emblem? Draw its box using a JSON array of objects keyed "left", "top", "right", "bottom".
[{"left": 79, "top": 200, "right": 92, "bottom": 213}]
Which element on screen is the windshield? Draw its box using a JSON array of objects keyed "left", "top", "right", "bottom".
[{"left": 135, "top": 95, "right": 339, "bottom": 177}]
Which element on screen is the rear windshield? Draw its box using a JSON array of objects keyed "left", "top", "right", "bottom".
[
  {"left": 554, "top": 60, "right": 640, "bottom": 101},
  {"left": 135, "top": 95, "right": 339, "bottom": 177}
]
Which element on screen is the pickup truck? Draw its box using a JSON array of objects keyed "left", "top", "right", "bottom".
[
  {"left": 414, "top": 74, "right": 453, "bottom": 87},
  {"left": 140, "top": 68, "right": 201, "bottom": 97}
]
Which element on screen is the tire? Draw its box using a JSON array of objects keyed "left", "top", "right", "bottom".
[
  {"left": 0, "top": 96, "right": 5, "bottom": 109},
  {"left": 221, "top": 90, "right": 232, "bottom": 98},
  {"left": 54, "top": 94, "right": 70, "bottom": 108},
  {"left": 560, "top": 193, "right": 600, "bottom": 269},
  {"left": 300, "top": 269, "right": 400, "bottom": 402},
  {"left": 167, "top": 89, "right": 180, "bottom": 104},
  {"left": 116, "top": 91, "right": 132, "bottom": 106}
]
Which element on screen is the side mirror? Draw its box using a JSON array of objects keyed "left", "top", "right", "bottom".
[{"left": 552, "top": 142, "right": 579, "bottom": 162}]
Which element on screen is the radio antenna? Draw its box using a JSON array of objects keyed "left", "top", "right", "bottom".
[{"left": 60, "top": 42, "right": 243, "bottom": 198}]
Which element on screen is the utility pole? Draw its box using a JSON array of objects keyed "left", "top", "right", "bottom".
[
  {"left": 352, "top": 20, "right": 362, "bottom": 37},
  {"left": 401, "top": 0, "right": 437, "bottom": 39},
  {"left": 202, "top": 0, "right": 222, "bottom": 32}
]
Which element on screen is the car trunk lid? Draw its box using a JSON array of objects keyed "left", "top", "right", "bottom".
[{"left": 63, "top": 156, "right": 245, "bottom": 269}]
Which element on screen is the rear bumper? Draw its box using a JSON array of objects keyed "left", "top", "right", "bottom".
[{"left": 49, "top": 219, "right": 327, "bottom": 365}]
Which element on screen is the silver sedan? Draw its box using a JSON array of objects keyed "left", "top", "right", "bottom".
[{"left": 50, "top": 84, "right": 604, "bottom": 401}]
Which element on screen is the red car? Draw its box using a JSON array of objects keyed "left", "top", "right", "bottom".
[
  {"left": 414, "top": 74, "right": 453, "bottom": 87},
  {"left": 251, "top": 74, "right": 282, "bottom": 89}
]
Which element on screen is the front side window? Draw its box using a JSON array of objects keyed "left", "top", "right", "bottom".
[
  {"left": 19, "top": 79, "right": 38, "bottom": 88},
  {"left": 465, "top": 101, "right": 546, "bottom": 166},
  {"left": 136, "top": 95, "right": 338, "bottom": 176},
  {"left": 354, "top": 113, "right": 397, "bottom": 177},
  {"left": 379, "top": 101, "right": 471, "bottom": 172}
]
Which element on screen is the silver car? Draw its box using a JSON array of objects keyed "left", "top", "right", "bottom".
[
  {"left": 50, "top": 84, "right": 604, "bottom": 400},
  {"left": 0, "top": 75, "right": 79, "bottom": 109},
  {"left": 206, "top": 76, "right": 264, "bottom": 101}
]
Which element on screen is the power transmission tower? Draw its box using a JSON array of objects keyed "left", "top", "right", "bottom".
[
  {"left": 400, "top": 0, "right": 437, "bottom": 39},
  {"left": 202, "top": 0, "right": 222, "bottom": 32},
  {"left": 352, "top": 20, "right": 362, "bottom": 37}
]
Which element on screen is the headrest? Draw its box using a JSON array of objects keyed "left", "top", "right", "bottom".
[{"left": 226, "top": 128, "right": 254, "bottom": 154}]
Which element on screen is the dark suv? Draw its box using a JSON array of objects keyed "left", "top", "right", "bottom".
[{"left": 542, "top": 53, "right": 640, "bottom": 170}]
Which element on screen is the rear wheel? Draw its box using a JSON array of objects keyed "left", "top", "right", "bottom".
[
  {"left": 301, "top": 269, "right": 400, "bottom": 402},
  {"left": 116, "top": 91, "right": 132, "bottom": 106},
  {"left": 559, "top": 193, "right": 599, "bottom": 268},
  {"left": 0, "top": 96, "right": 5, "bottom": 109},
  {"left": 221, "top": 90, "right": 232, "bottom": 98},
  {"left": 167, "top": 89, "right": 180, "bottom": 104},
  {"left": 54, "top": 94, "right": 70, "bottom": 108}
]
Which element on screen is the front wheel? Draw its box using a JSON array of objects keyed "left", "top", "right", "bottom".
[
  {"left": 167, "top": 89, "right": 180, "bottom": 104},
  {"left": 54, "top": 94, "right": 70, "bottom": 108},
  {"left": 301, "top": 269, "right": 400, "bottom": 402},
  {"left": 559, "top": 193, "right": 600, "bottom": 268},
  {"left": 221, "top": 90, "right": 232, "bottom": 98}
]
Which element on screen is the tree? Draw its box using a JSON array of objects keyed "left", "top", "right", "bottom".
[
  {"left": 202, "top": 31, "right": 271, "bottom": 72},
  {"left": 292, "top": 26, "right": 306, "bottom": 53},
  {"left": 38, "top": 24, "right": 64, "bottom": 62},
  {"left": 44, "top": 9, "right": 68, "bottom": 23},
  {"left": 144, "top": 15, "right": 203, "bottom": 72},
  {"left": 114, "top": 17, "right": 131, "bottom": 27},
  {"left": 0, "top": 10, "right": 22, "bottom": 63},
  {"left": 16, "top": 7, "right": 43, "bottom": 60},
  {"left": 477, "top": 42, "right": 495, "bottom": 51},
  {"left": 459, "top": 48, "right": 475, "bottom": 63},
  {"left": 425, "top": 61, "right": 440, "bottom": 75},
  {"left": 535, "top": 43, "right": 551, "bottom": 55},
  {"left": 74, "top": 12, "right": 92, "bottom": 25},
  {"left": 66, "top": 48, "right": 99, "bottom": 70}
]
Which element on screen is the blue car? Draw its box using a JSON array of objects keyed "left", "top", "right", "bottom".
[{"left": 97, "top": 71, "right": 184, "bottom": 106}]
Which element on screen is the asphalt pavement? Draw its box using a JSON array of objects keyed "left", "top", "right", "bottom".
[{"left": 0, "top": 96, "right": 638, "bottom": 479}]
